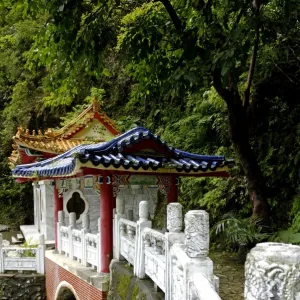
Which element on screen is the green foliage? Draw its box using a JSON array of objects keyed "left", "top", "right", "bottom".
[
  {"left": 116, "top": 274, "right": 132, "bottom": 300},
  {"left": 21, "top": 238, "right": 38, "bottom": 257},
  {"left": 0, "top": 0, "right": 299, "bottom": 234},
  {"left": 271, "top": 231, "right": 300, "bottom": 245},
  {"left": 211, "top": 217, "right": 270, "bottom": 249}
]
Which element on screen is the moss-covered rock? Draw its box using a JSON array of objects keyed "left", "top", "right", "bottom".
[{"left": 109, "top": 261, "right": 164, "bottom": 300}]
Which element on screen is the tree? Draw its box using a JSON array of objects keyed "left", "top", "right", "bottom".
[
  {"left": 114, "top": 0, "right": 299, "bottom": 223},
  {"left": 6, "top": 0, "right": 300, "bottom": 226}
]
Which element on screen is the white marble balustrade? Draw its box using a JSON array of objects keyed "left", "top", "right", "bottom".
[
  {"left": 119, "top": 218, "right": 137, "bottom": 265},
  {"left": 0, "top": 233, "right": 45, "bottom": 274},
  {"left": 57, "top": 211, "right": 101, "bottom": 272},
  {"left": 143, "top": 228, "right": 166, "bottom": 292},
  {"left": 114, "top": 199, "right": 220, "bottom": 300}
]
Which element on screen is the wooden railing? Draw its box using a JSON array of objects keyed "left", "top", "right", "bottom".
[{"left": 0, "top": 234, "right": 45, "bottom": 274}]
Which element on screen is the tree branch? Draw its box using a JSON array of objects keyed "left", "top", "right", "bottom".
[
  {"left": 213, "top": 69, "right": 233, "bottom": 104},
  {"left": 159, "top": 0, "right": 184, "bottom": 32},
  {"left": 243, "top": 2, "right": 261, "bottom": 108}
]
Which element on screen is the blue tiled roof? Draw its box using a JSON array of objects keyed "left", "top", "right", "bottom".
[{"left": 12, "top": 127, "right": 234, "bottom": 178}]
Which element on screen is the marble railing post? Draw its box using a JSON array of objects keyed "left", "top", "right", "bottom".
[
  {"left": 0, "top": 233, "right": 3, "bottom": 273},
  {"left": 135, "top": 201, "right": 152, "bottom": 278},
  {"left": 36, "top": 234, "right": 45, "bottom": 274},
  {"left": 68, "top": 212, "right": 76, "bottom": 259},
  {"left": 184, "top": 210, "right": 209, "bottom": 258},
  {"left": 245, "top": 243, "right": 300, "bottom": 300},
  {"left": 81, "top": 214, "right": 90, "bottom": 267},
  {"left": 57, "top": 210, "right": 64, "bottom": 254},
  {"left": 183, "top": 211, "right": 218, "bottom": 297},
  {"left": 97, "top": 217, "right": 101, "bottom": 272},
  {"left": 114, "top": 195, "right": 127, "bottom": 260},
  {"left": 165, "top": 203, "right": 184, "bottom": 300}
]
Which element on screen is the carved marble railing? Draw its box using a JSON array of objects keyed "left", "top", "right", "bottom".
[
  {"left": 114, "top": 199, "right": 220, "bottom": 300},
  {"left": 85, "top": 232, "right": 100, "bottom": 271},
  {"left": 0, "top": 233, "right": 45, "bottom": 274},
  {"left": 245, "top": 242, "right": 300, "bottom": 300},
  {"left": 143, "top": 228, "right": 166, "bottom": 292},
  {"left": 119, "top": 218, "right": 137, "bottom": 265},
  {"left": 60, "top": 225, "right": 69, "bottom": 255},
  {"left": 57, "top": 211, "right": 101, "bottom": 272}
]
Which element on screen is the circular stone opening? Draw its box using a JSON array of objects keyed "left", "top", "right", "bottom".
[
  {"left": 56, "top": 287, "right": 77, "bottom": 300},
  {"left": 67, "top": 192, "right": 85, "bottom": 220}
]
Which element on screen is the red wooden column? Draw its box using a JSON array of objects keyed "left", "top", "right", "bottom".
[
  {"left": 54, "top": 184, "right": 63, "bottom": 249},
  {"left": 100, "top": 176, "right": 114, "bottom": 273},
  {"left": 167, "top": 176, "right": 178, "bottom": 203}
]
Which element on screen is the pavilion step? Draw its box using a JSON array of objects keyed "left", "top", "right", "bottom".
[
  {"left": 11, "top": 236, "right": 23, "bottom": 245},
  {"left": 17, "top": 233, "right": 24, "bottom": 241}
]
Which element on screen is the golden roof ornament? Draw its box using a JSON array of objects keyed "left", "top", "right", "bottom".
[{"left": 45, "top": 128, "right": 54, "bottom": 137}]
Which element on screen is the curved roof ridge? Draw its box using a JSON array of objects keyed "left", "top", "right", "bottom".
[{"left": 12, "top": 126, "right": 234, "bottom": 178}]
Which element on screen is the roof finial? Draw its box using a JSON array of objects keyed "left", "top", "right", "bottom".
[{"left": 92, "top": 97, "right": 99, "bottom": 112}]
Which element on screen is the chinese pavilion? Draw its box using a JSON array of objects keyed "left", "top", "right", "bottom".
[{"left": 11, "top": 100, "right": 234, "bottom": 300}]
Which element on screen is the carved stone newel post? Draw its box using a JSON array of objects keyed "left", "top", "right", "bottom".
[
  {"left": 57, "top": 210, "right": 64, "bottom": 254},
  {"left": 166, "top": 203, "right": 184, "bottom": 300},
  {"left": 245, "top": 242, "right": 300, "bottom": 300},
  {"left": 69, "top": 212, "right": 77, "bottom": 228},
  {"left": 184, "top": 210, "right": 209, "bottom": 257},
  {"left": 167, "top": 203, "right": 182, "bottom": 233},
  {"left": 116, "top": 195, "right": 125, "bottom": 216},
  {"left": 114, "top": 195, "right": 126, "bottom": 260},
  {"left": 37, "top": 234, "right": 45, "bottom": 274},
  {"left": 139, "top": 200, "right": 149, "bottom": 222},
  {"left": 68, "top": 212, "right": 76, "bottom": 259},
  {"left": 135, "top": 200, "right": 152, "bottom": 278},
  {"left": 0, "top": 233, "right": 3, "bottom": 273}
]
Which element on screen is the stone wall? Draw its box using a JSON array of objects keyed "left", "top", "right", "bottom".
[
  {"left": 0, "top": 273, "right": 46, "bottom": 300},
  {"left": 63, "top": 188, "right": 99, "bottom": 233},
  {"left": 118, "top": 187, "right": 157, "bottom": 221},
  {"left": 109, "top": 260, "right": 164, "bottom": 300},
  {"left": 63, "top": 186, "right": 158, "bottom": 233}
]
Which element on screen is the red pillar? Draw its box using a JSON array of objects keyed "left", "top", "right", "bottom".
[
  {"left": 54, "top": 184, "right": 63, "bottom": 249},
  {"left": 167, "top": 176, "right": 178, "bottom": 203},
  {"left": 100, "top": 177, "right": 114, "bottom": 273}
]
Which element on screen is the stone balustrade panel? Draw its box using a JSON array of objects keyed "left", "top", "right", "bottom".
[
  {"left": 119, "top": 218, "right": 137, "bottom": 265},
  {"left": 0, "top": 233, "right": 45, "bottom": 274},
  {"left": 85, "top": 232, "right": 99, "bottom": 269},
  {"left": 143, "top": 228, "right": 166, "bottom": 292},
  {"left": 60, "top": 225, "right": 69, "bottom": 256},
  {"left": 72, "top": 229, "right": 82, "bottom": 262}
]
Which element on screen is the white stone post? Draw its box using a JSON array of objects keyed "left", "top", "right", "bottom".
[
  {"left": 68, "top": 212, "right": 76, "bottom": 259},
  {"left": 184, "top": 211, "right": 217, "bottom": 297},
  {"left": 114, "top": 195, "right": 127, "bottom": 260},
  {"left": 81, "top": 214, "right": 90, "bottom": 267},
  {"left": 97, "top": 217, "right": 101, "bottom": 273},
  {"left": 245, "top": 242, "right": 300, "bottom": 300},
  {"left": 36, "top": 234, "right": 45, "bottom": 274},
  {"left": 0, "top": 233, "right": 3, "bottom": 273},
  {"left": 165, "top": 203, "right": 185, "bottom": 300},
  {"left": 184, "top": 210, "right": 209, "bottom": 258},
  {"left": 57, "top": 210, "right": 64, "bottom": 254},
  {"left": 135, "top": 200, "right": 152, "bottom": 278},
  {"left": 167, "top": 203, "right": 183, "bottom": 233}
]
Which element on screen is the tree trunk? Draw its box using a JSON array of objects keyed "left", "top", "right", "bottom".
[{"left": 217, "top": 88, "right": 270, "bottom": 224}]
